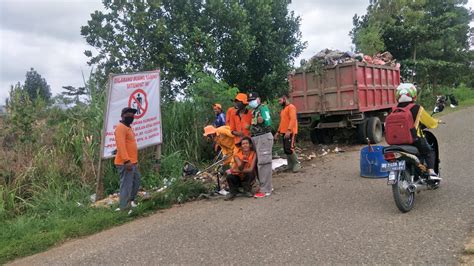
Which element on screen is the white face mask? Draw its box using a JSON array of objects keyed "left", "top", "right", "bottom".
[{"left": 249, "top": 99, "right": 258, "bottom": 109}]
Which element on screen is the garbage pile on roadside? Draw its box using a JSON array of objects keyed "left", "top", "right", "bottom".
[
  {"left": 90, "top": 143, "right": 350, "bottom": 207},
  {"left": 296, "top": 145, "right": 346, "bottom": 160},
  {"left": 91, "top": 183, "right": 169, "bottom": 208},
  {"left": 297, "top": 49, "right": 399, "bottom": 73}
]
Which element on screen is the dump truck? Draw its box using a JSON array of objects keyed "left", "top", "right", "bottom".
[{"left": 289, "top": 61, "right": 400, "bottom": 144}]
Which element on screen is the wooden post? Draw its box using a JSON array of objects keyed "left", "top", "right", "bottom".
[
  {"left": 96, "top": 77, "right": 113, "bottom": 201},
  {"left": 154, "top": 144, "right": 162, "bottom": 173},
  {"left": 96, "top": 159, "right": 104, "bottom": 200}
]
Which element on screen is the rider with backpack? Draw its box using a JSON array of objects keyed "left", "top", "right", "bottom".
[{"left": 385, "top": 83, "right": 441, "bottom": 180}]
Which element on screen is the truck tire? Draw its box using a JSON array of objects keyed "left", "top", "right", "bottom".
[
  {"left": 316, "top": 128, "right": 332, "bottom": 144},
  {"left": 367, "top": 117, "right": 383, "bottom": 144},
  {"left": 357, "top": 120, "right": 368, "bottom": 144},
  {"left": 310, "top": 129, "right": 319, "bottom": 144}
]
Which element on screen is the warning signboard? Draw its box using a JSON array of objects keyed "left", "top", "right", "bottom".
[
  {"left": 128, "top": 89, "right": 148, "bottom": 119},
  {"left": 101, "top": 70, "right": 162, "bottom": 159}
]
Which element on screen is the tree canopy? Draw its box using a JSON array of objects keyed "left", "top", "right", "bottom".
[
  {"left": 351, "top": 0, "right": 473, "bottom": 87},
  {"left": 81, "top": 0, "right": 305, "bottom": 100},
  {"left": 23, "top": 68, "right": 52, "bottom": 102}
]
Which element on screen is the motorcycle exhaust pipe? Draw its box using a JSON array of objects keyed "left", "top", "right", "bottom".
[{"left": 407, "top": 183, "right": 429, "bottom": 193}]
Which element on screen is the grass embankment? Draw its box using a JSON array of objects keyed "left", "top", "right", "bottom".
[
  {"left": 0, "top": 179, "right": 207, "bottom": 264},
  {"left": 0, "top": 76, "right": 232, "bottom": 263}
]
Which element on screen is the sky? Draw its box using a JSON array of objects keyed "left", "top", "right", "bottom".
[{"left": 0, "top": 0, "right": 473, "bottom": 104}]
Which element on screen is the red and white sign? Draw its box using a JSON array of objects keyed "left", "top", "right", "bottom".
[
  {"left": 101, "top": 70, "right": 162, "bottom": 159},
  {"left": 128, "top": 89, "right": 148, "bottom": 119}
]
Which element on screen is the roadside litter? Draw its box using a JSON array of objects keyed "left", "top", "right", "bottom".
[
  {"left": 91, "top": 190, "right": 158, "bottom": 208},
  {"left": 90, "top": 143, "right": 348, "bottom": 207},
  {"left": 271, "top": 158, "right": 288, "bottom": 170}
]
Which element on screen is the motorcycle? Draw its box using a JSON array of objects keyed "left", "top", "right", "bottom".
[
  {"left": 433, "top": 94, "right": 458, "bottom": 114},
  {"left": 381, "top": 109, "right": 443, "bottom": 213}
]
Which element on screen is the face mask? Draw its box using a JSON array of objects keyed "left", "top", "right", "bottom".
[
  {"left": 235, "top": 102, "right": 245, "bottom": 110},
  {"left": 249, "top": 100, "right": 258, "bottom": 109},
  {"left": 123, "top": 116, "right": 134, "bottom": 126},
  {"left": 280, "top": 100, "right": 286, "bottom": 107}
]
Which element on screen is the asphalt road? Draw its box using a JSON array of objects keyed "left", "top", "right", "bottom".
[{"left": 10, "top": 107, "right": 474, "bottom": 265}]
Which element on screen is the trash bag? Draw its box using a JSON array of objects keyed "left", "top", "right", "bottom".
[
  {"left": 448, "top": 94, "right": 459, "bottom": 106},
  {"left": 182, "top": 162, "right": 199, "bottom": 177}
]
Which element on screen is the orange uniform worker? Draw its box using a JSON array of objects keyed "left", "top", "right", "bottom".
[
  {"left": 229, "top": 93, "right": 252, "bottom": 144},
  {"left": 225, "top": 136, "right": 257, "bottom": 200},
  {"left": 114, "top": 107, "right": 141, "bottom": 211},
  {"left": 225, "top": 106, "right": 235, "bottom": 126},
  {"left": 203, "top": 125, "right": 235, "bottom": 166},
  {"left": 274, "top": 94, "right": 301, "bottom": 172}
]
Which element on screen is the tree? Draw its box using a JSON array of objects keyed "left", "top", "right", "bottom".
[
  {"left": 81, "top": 0, "right": 305, "bottom": 100},
  {"left": 351, "top": 0, "right": 473, "bottom": 87},
  {"left": 61, "top": 86, "right": 88, "bottom": 104},
  {"left": 23, "top": 68, "right": 52, "bottom": 102},
  {"left": 6, "top": 84, "right": 37, "bottom": 143},
  {"left": 353, "top": 24, "right": 385, "bottom": 56}
]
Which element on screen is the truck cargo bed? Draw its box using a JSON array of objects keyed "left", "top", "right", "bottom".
[{"left": 289, "top": 62, "right": 400, "bottom": 116}]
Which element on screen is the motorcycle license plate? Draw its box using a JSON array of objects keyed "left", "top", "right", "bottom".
[
  {"left": 381, "top": 160, "right": 406, "bottom": 172},
  {"left": 387, "top": 171, "right": 397, "bottom": 185}
]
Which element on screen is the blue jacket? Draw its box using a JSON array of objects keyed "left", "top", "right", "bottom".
[{"left": 213, "top": 112, "right": 226, "bottom": 127}]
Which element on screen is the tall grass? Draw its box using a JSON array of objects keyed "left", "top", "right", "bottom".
[
  {"left": 0, "top": 72, "right": 226, "bottom": 217},
  {"left": 0, "top": 74, "right": 226, "bottom": 262}
]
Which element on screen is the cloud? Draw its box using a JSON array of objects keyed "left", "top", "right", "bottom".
[
  {"left": 0, "top": 0, "right": 103, "bottom": 42},
  {"left": 0, "top": 28, "right": 94, "bottom": 101},
  {"left": 289, "top": 0, "right": 474, "bottom": 65},
  {"left": 0, "top": 0, "right": 103, "bottom": 103},
  {"left": 289, "top": 0, "right": 368, "bottom": 65}
]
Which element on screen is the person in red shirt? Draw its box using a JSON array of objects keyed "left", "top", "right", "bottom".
[
  {"left": 229, "top": 93, "right": 252, "bottom": 144},
  {"left": 114, "top": 107, "right": 141, "bottom": 211},
  {"left": 274, "top": 94, "right": 301, "bottom": 172},
  {"left": 225, "top": 136, "right": 257, "bottom": 200}
]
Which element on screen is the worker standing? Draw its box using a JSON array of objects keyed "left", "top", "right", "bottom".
[
  {"left": 212, "top": 103, "right": 226, "bottom": 127},
  {"left": 275, "top": 94, "right": 301, "bottom": 172},
  {"left": 114, "top": 107, "right": 141, "bottom": 212},
  {"left": 248, "top": 92, "right": 273, "bottom": 198},
  {"left": 229, "top": 93, "right": 252, "bottom": 144}
]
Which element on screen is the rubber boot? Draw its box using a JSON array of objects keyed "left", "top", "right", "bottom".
[
  {"left": 285, "top": 154, "right": 295, "bottom": 172},
  {"left": 290, "top": 153, "right": 301, "bottom": 173}
]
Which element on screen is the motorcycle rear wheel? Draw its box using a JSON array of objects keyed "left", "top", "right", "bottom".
[{"left": 392, "top": 169, "right": 415, "bottom": 213}]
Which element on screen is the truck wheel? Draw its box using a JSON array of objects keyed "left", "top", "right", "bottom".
[
  {"left": 310, "top": 129, "right": 319, "bottom": 144},
  {"left": 316, "top": 128, "right": 332, "bottom": 144},
  {"left": 367, "top": 117, "right": 383, "bottom": 144},
  {"left": 357, "top": 120, "right": 368, "bottom": 144}
]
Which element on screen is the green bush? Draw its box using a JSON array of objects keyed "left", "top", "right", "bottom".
[{"left": 418, "top": 84, "right": 474, "bottom": 110}]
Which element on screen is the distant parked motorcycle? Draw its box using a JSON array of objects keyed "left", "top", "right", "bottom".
[
  {"left": 433, "top": 94, "right": 458, "bottom": 114},
  {"left": 382, "top": 104, "right": 444, "bottom": 213}
]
